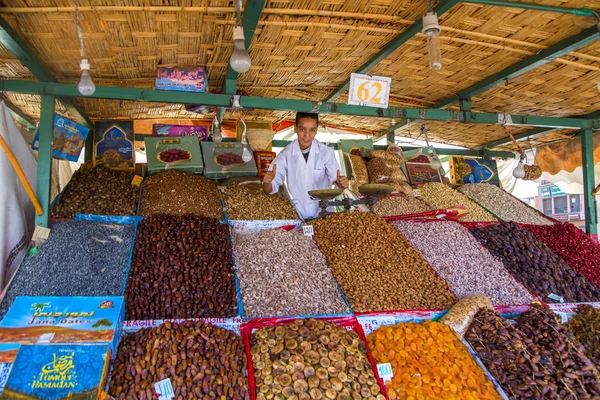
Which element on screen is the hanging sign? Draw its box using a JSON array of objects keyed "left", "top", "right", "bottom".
[{"left": 347, "top": 73, "right": 391, "bottom": 109}]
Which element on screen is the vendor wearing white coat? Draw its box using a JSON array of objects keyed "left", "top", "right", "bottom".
[{"left": 262, "top": 112, "right": 349, "bottom": 220}]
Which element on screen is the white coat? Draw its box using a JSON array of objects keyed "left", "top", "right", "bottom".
[{"left": 268, "top": 139, "right": 341, "bottom": 220}]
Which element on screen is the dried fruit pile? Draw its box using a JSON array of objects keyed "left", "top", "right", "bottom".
[
  {"left": 470, "top": 222, "right": 600, "bottom": 303},
  {"left": 125, "top": 214, "right": 237, "bottom": 320},
  {"left": 109, "top": 321, "right": 249, "bottom": 399},
  {"left": 52, "top": 165, "right": 138, "bottom": 218},
  {"left": 523, "top": 222, "right": 600, "bottom": 288},
  {"left": 0, "top": 220, "right": 134, "bottom": 318},
  {"left": 223, "top": 183, "right": 298, "bottom": 220},
  {"left": 311, "top": 213, "right": 457, "bottom": 312},
  {"left": 393, "top": 221, "right": 533, "bottom": 305},
  {"left": 232, "top": 229, "right": 348, "bottom": 317},
  {"left": 367, "top": 320, "right": 501, "bottom": 400},
  {"left": 567, "top": 305, "right": 600, "bottom": 366},
  {"left": 458, "top": 183, "right": 551, "bottom": 225},
  {"left": 140, "top": 170, "right": 223, "bottom": 219},
  {"left": 418, "top": 182, "right": 496, "bottom": 222},
  {"left": 250, "top": 319, "right": 384, "bottom": 400},
  {"left": 466, "top": 305, "right": 600, "bottom": 399},
  {"left": 372, "top": 194, "right": 432, "bottom": 217},
  {"left": 158, "top": 148, "right": 191, "bottom": 162}
]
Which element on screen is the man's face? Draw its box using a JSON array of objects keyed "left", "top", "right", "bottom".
[{"left": 296, "top": 117, "right": 318, "bottom": 150}]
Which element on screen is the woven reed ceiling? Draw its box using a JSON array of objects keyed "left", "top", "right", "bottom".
[{"left": 1, "top": 0, "right": 599, "bottom": 149}]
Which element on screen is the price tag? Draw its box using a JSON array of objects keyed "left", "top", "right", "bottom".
[
  {"left": 131, "top": 175, "right": 144, "bottom": 187},
  {"left": 377, "top": 363, "right": 394, "bottom": 383},
  {"left": 555, "top": 311, "right": 569, "bottom": 324},
  {"left": 348, "top": 73, "right": 391, "bottom": 109},
  {"left": 32, "top": 226, "right": 51, "bottom": 247},
  {"left": 413, "top": 189, "right": 420, "bottom": 197},
  {"left": 154, "top": 378, "right": 174, "bottom": 400},
  {"left": 302, "top": 225, "right": 314, "bottom": 237},
  {"left": 548, "top": 293, "right": 565, "bottom": 303}
]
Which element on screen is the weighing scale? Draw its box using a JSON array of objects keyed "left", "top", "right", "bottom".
[{"left": 308, "top": 184, "right": 394, "bottom": 219}]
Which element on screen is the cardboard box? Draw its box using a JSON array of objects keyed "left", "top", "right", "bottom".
[
  {"left": 202, "top": 142, "right": 258, "bottom": 179},
  {"left": 450, "top": 157, "right": 500, "bottom": 186},
  {"left": 94, "top": 121, "right": 135, "bottom": 171},
  {"left": 145, "top": 136, "right": 204, "bottom": 175},
  {"left": 156, "top": 66, "right": 208, "bottom": 92},
  {"left": 32, "top": 114, "right": 90, "bottom": 162},
  {"left": 152, "top": 123, "right": 210, "bottom": 140},
  {"left": 0, "top": 297, "right": 124, "bottom": 355},
  {"left": 404, "top": 153, "right": 442, "bottom": 185},
  {"left": 0, "top": 344, "right": 110, "bottom": 399},
  {"left": 254, "top": 151, "right": 276, "bottom": 178}
]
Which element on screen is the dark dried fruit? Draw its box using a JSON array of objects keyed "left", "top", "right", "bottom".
[{"left": 125, "top": 214, "right": 237, "bottom": 319}]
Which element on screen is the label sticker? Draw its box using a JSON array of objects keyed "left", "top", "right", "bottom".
[
  {"left": 154, "top": 378, "right": 175, "bottom": 400},
  {"left": 302, "top": 225, "right": 314, "bottom": 237},
  {"left": 132, "top": 175, "right": 144, "bottom": 187},
  {"left": 32, "top": 226, "right": 51, "bottom": 247},
  {"left": 548, "top": 293, "right": 565, "bottom": 303},
  {"left": 413, "top": 189, "right": 420, "bottom": 197},
  {"left": 377, "top": 363, "right": 394, "bottom": 383},
  {"left": 555, "top": 311, "right": 569, "bottom": 324}
]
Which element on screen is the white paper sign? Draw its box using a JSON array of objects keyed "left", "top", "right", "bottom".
[
  {"left": 32, "top": 226, "right": 51, "bottom": 247},
  {"left": 413, "top": 189, "right": 421, "bottom": 197},
  {"left": 377, "top": 363, "right": 394, "bottom": 383},
  {"left": 348, "top": 73, "right": 391, "bottom": 109},
  {"left": 154, "top": 378, "right": 174, "bottom": 400},
  {"left": 302, "top": 225, "right": 314, "bottom": 237}
]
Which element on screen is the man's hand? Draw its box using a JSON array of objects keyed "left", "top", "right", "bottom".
[
  {"left": 263, "top": 164, "right": 277, "bottom": 185},
  {"left": 337, "top": 170, "right": 349, "bottom": 189}
]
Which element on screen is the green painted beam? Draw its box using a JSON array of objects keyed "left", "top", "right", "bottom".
[
  {"left": 581, "top": 128, "right": 597, "bottom": 235},
  {"left": 462, "top": 0, "right": 596, "bottom": 16},
  {"left": 323, "top": 0, "right": 461, "bottom": 102},
  {"left": 483, "top": 110, "right": 600, "bottom": 149},
  {"left": 433, "top": 25, "right": 600, "bottom": 110},
  {"left": 35, "top": 95, "right": 54, "bottom": 228},
  {"left": 3, "top": 80, "right": 597, "bottom": 130},
  {"left": 2, "top": 98, "right": 36, "bottom": 130}
]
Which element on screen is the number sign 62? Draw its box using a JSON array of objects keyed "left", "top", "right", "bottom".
[{"left": 348, "top": 73, "right": 392, "bottom": 109}]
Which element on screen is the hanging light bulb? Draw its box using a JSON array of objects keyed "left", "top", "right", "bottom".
[
  {"left": 428, "top": 148, "right": 442, "bottom": 170},
  {"left": 242, "top": 143, "right": 253, "bottom": 162},
  {"left": 422, "top": 11, "right": 442, "bottom": 70},
  {"left": 230, "top": 26, "right": 251, "bottom": 73},
  {"left": 512, "top": 158, "right": 526, "bottom": 179},
  {"left": 78, "top": 59, "right": 95, "bottom": 96}
]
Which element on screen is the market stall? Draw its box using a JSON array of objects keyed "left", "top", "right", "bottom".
[{"left": 0, "top": 0, "right": 600, "bottom": 398}]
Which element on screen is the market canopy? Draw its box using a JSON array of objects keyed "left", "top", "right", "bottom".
[{"left": 0, "top": 0, "right": 598, "bottom": 152}]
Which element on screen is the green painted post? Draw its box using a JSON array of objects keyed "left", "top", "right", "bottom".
[
  {"left": 386, "top": 131, "right": 395, "bottom": 145},
  {"left": 35, "top": 95, "right": 55, "bottom": 228},
  {"left": 581, "top": 128, "right": 597, "bottom": 236}
]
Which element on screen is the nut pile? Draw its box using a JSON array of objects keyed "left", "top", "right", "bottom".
[
  {"left": 232, "top": 229, "right": 348, "bottom": 317},
  {"left": 223, "top": 183, "right": 298, "bottom": 220},
  {"left": 140, "top": 170, "right": 223, "bottom": 219},
  {"left": 469, "top": 222, "right": 600, "bottom": 303},
  {"left": 567, "top": 305, "right": 600, "bottom": 366},
  {"left": 367, "top": 321, "right": 501, "bottom": 400},
  {"left": 524, "top": 222, "right": 600, "bottom": 288},
  {"left": 372, "top": 194, "right": 432, "bottom": 217},
  {"left": 51, "top": 165, "right": 138, "bottom": 218},
  {"left": 310, "top": 213, "right": 457, "bottom": 312},
  {"left": 418, "top": 182, "right": 496, "bottom": 222},
  {"left": 466, "top": 305, "right": 600, "bottom": 399},
  {"left": 125, "top": 215, "right": 237, "bottom": 320},
  {"left": 393, "top": 221, "right": 533, "bottom": 305},
  {"left": 0, "top": 220, "right": 134, "bottom": 319},
  {"left": 109, "top": 321, "right": 249, "bottom": 399},
  {"left": 458, "top": 183, "right": 551, "bottom": 225},
  {"left": 250, "top": 318, "right": 384, "bottom": 400}
]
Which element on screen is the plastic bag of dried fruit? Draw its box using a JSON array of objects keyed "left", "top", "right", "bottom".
[
  {"left": 440, "top": 295, "right": 493, "bottom": 340},
  {"left": 348, "top": 154, "right": 369, "bottom": 185},
  {"left": 367, "top": 158, "right": 407, "bottom": 184}
]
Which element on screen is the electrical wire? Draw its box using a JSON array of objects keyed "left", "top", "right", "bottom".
[{"left": 74, "top": 0, "right": 85, "bottom": 59}]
